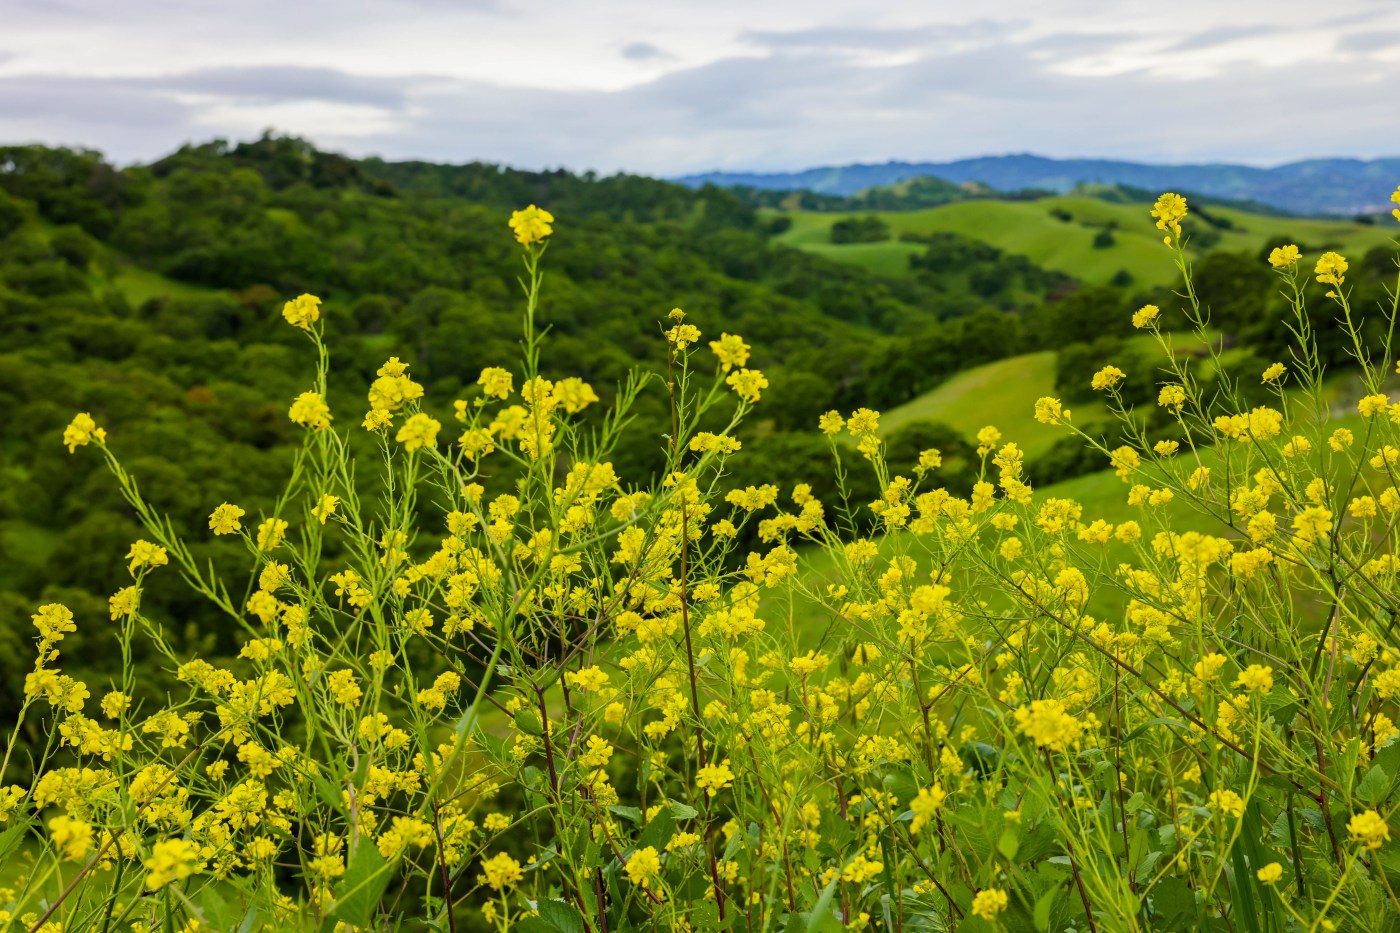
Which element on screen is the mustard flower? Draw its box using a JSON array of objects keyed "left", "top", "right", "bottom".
[
  {"left": 725, "top": 368, "right": 768, "bottom": 403},
  {"left": 709, "top": 332, "right": 751, "bottom": 372},
  {"left": 145, "top": 838, "right": 199, "bottom": 889},
  {"left": 972, "top": 888, "right": 1008, "bottom": 922},
  {"left": 1314, "top": 251, "right": 1348, "bottom": 286},
  {"left": 311, "top": 494, "right": 339, "bottom": 524},
  {"left": 1131, "top": 304, "right": 1159, "bottom": 328},
  {"left": 327, "top": 669, "right": 362, "bottom": 708},
  {"left": 1151, "top": 192, "right": 1188, "bottom": 243},
  {"left": 32, "top": 603, "right": 76, "bottom": 643},
  {"left": 396, "top": 412, "right": 441, "bottom": 452},
  {"left": 1091, "top": 365, "right": 1126, "bottom": 392},
  {"left": 1348, "top": 809, "right": 1390, "bottom": 850},
  {"left": 565, "top": 666, "right": 609, "bottom": 693},
  {"left": 1268, "top": 244, "right": 1301, "bottom": 269},
  {"left": 1257, "top": 862, "right": 1283, "bottom": 884},
  {"left": 508, "top": 205, "right": 554, "bottom": 246},
  {"left": 909, "top": 784, "right": 947, "bottom": 833},
  {"left": 1014, "top": 699, "right": 1082, "bottom": 752},
  {"left": 126, "top": 539, "right": 168, "bottom": 575},
  {"left": 1359, "top": 393, "right": 1391, "bottom": 417},
  {"left": 288, "top": 391, "right": 332, "bottom": 430},
  {"left": 667, "top": 322, "right": 702, "bottom": 349},
  {"left": 818, "top": 410, "right": 845, "bottom": 435},
  {"left": 1208, "top": 789, "right": 1246, "bottom": 819},
  {"left": 281, "top": 293, "right": 321, "bottom": 330},
  {"left": 696, "top": 759, "right": 735, "bottom": 797},
  {"left": 208, "top": 503, "right": 245, "bottom": 535},
  {"left": 1033, "top": 397, "right": 1069, "bottom": 424},
  {"left": 256, "top": 517, "right": 287, "bottom": 551},
  {"left": 1234, "top": 665, "right": 1273, "bottom": 693},
  {"left": 477, "top": 851, "right": 524, "bottom": 890},
  {"left": 1261, "top": 362, "right": 1286, "bottom": 383},
  {"left": 625, "top": 846, "right": 662, "bottom": 886},
  {"left": 62, "top": 412, "right": 106, "bottom": 453},
  {"left": 48, "top": 813, "right": 94, "bottom": 861},
  {"left": 478, "top": 366, "right": 514, "bottom": 399}
]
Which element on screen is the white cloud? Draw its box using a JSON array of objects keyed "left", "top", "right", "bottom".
[{"left": 2, "top": 1, "right": 1399, "bottom": 171}]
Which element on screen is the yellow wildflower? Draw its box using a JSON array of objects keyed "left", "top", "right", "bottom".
[
  {"left": 281, "top": 293, "right": 321, "bottom": 330},
  {"left": 508, "top": 205, "right": 554, "bottom": 246}
]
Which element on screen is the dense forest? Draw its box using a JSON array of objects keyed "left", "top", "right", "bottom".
[{"left": 3, "top": 134, "right": 1397, "bottom": 722}]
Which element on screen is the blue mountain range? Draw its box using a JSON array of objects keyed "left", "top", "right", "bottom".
[{"left": 676, "top": 153, "right": 1400, "bottom": 217}]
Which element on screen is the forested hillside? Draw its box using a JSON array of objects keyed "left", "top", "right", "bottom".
[
  {"left": 4, "top": 134, "right": 1397, "bottom": 720},
  {"left": 0, "top": 135, "right": 1068, "bottom": 706}
]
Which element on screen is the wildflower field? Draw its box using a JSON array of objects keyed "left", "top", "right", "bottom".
[{"left": 6, "top": 185, "right": 1400, "bottom": 933}]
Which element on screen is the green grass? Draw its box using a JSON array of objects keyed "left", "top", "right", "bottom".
[
  {"left": 876, "top": 351, "right": 1094, "bottom": 459},
  {"left": 877, "top": 333, "right": 1217, "bottom": 458},
  {"left": 110, "top": 265, "right": 220, "bottom": 304},
  {"left": 767, "top": 195, "right": 1397, "bottom": 286},
  {"left": 0, "top": 521, "right": 63, "bottom": 572}
]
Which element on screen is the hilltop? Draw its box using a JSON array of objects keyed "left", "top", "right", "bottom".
[{"left": 767, "top": 193, "right": 1395, "bottom": 286}]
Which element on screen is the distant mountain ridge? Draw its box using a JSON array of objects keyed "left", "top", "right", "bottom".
[{"left": 676, "top": 154, "right": 1400, "bottom": 217}]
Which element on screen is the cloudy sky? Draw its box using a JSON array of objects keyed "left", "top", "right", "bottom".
[{"left": 3, "top": 0, "right": 1400, "bottom": 174}]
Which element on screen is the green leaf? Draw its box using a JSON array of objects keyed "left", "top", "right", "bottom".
[
  {"left": 638, "top": 804, "right": 677, "bottom": 851},
  {"left": 536, "top": 898, "right": 587, "bottom": 933},
  {"left": 996, "top": 826, "right": 1020, "bottom": 860},
  {"left": 514, "top": 708, "right": 543, "bottom": 737},
  {"left": 196, "top": 886, "right": 234, "bottom": 931},
  {"left": 238, "top": 905, "right": 261, "bottom": 933},
  {"left": 1228, "top": 839, "right": 1263, "bottom": 933},
  {"left": 881, "top": 766, "right": 919, "bottom": 807},
  {"left": 329, "top": 835, "right": 393, "bottom": 927},
  {"left": 1151, "top": 876, "right": 1196, "bottom": 924},
  {"left": 1122, "top": 717, "right": 1189, "bottom": 743},
  {"left": 1033, "top": 888, "right": 1058, "bottom": 931},
  {"left": 668, "top": 802, "right": 699, "bottom": 821},
  {"left": 1358, "top": 763, "right": 1391, "bottom": 806},
  {"left": 513, "top": 919, "right": 558, "bottom": 933},
  {"left": 608, "top": 805, "right": 642, "bottom": 824},
  {"left": 804, "top": 876, "right": 843, "bottom": 933},
  {"left": 0, "top": 818, "right": 32, "bottom": 862}
]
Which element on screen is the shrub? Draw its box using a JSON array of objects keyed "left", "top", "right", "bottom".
[
  {"left": 829, "top": 215, "right": 890, "bottom": 244},
  {"left": 7, "top": 189, "right": 1400, "bottom": 932}
]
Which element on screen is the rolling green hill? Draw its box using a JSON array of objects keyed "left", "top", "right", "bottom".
[
  {"left": 876, "top": 350, "right": 1084, "bottom": 458},
  {"left": 767, "top": 195, "right": 1395, "bottom": 286}
]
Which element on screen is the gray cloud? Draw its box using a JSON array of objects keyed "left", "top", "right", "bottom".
[
  {"left": 4, "top": 18, "right": 1400, "bottom": 173},
  {"left": 1336, "top": 29, "right": 1400, "bottom": 52},
  {"left": 621, "top": 42, "right": 672, "bottom": 61},
  {"left": 739, "top": 21, "right": 1018, "bottom": 53},
  {"left": 0, "top": 76, "right": 191, "bottom": 126},
  {"left": 1167, "top": 25, "right": 1280, "bottom": 51},
  {"left": 142, "top": 66, "right": 410, "bottom": 109}
]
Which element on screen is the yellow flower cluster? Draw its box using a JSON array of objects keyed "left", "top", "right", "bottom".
[{"left": 30, "top": 192, "right": 1400, "bottom": 933}]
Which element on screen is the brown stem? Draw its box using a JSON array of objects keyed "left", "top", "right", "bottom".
[
  {"left": 595, "top": 869, "right": 609, "bottom": 933},
  {"left": 535, "top": 684, "right": 592, "bottom": 918},
  {"left": 432, "top": 802, "right": 458, "bottom": 933}
]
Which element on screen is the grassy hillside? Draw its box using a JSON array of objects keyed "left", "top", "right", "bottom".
[
  {"left": 767, "top": 194, "right": 1396, "bottom": 286},
  {"left": 876, "top": 351, "right": 1088, "bottom": 458}
]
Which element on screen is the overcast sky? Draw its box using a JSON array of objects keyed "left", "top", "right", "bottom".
[{"left": 3, "top": 0, "right": 1400, "bottom": 174}]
